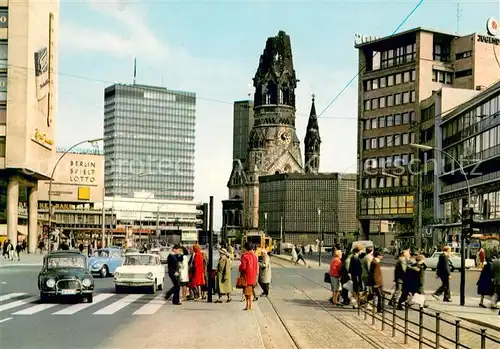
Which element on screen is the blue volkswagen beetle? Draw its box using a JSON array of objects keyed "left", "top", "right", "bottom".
[{"left": 88, "top": 248, "right": 124, "bottom": 278}]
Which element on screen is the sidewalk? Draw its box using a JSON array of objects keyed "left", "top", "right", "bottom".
[
  {"left": 102, "top": 297, "right": 279, "bottom": 349},
  {"left": 273, "top": 252, "right": 329, "bottom": 270},
  {"left": 0, "top": 253, "right": 44, "bottom": 268}
]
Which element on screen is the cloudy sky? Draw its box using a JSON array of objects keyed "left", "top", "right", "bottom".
[{"left": 56, "top": 0, "right": 498, "bottom": 229}]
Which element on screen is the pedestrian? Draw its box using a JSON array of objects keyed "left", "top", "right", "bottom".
[
  {"left": 258, "top": 249, "right": 271, "bottom": 297},
  {"left": 291, "top": 245, "right": 298, "bottom": 262},
  {"left": 15, "top": 242, "right": 22, "bottom": 261},
  {"left": 308, "top": 245, "right": 313, "bottom": 255},
  {"left": 361, "top": 247, "right": 374, "bottom": 300},
  {"left": 295, "top": 246, "right": 307, "bottom": 266},
  {"left": 389, "top": 249, "right": 409, "bottom": 308},
  {"left": 165, "top": 244, "right": 183, "bottom": 305},
  {"left": 215, "top": 244, "right": 232, "bottom": 303},
  {"left": 239, "top": 241, "right": 258, "bottom": 311},
  {"left": 340, "top": 249, "right": 352, "bottom": 306},
  {"left": 348, "top": 245, "right": 363, "bottom": 308},
  {"left": 490, "top": 255, "right": 500, "bottom": 314},
  {"left": 478, "top": 248, "right": 485, "bottom": 269},
  {"left": 191, "top": 244, "right": 205, "bottom": 301},
  {"left": 329, "top": 249, "right": 342, "bottom": 306},
  {"left": 433, "top": 246, "right": 452, "bottom": 302},
  {"left": 369, "top": 251, "right": 384, "bottom": 313},
  {"left": 476, "top": 258, "right": 494, "bottom": 308},
  {"left": 405, "top": 255, "right": 426, "bottom": 307},
  {"left": 179, "top": 246, "right": 190, "bottom": 302}
]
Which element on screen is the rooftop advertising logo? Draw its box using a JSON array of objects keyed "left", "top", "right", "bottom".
[{"left": 487, "top": 17, "right": 499, "bottom": 36}]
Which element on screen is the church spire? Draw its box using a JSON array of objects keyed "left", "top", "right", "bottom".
[{"left": 304, "top": 94, "right": 321, "bottom": 174}]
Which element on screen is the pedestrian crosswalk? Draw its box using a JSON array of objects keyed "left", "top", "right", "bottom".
[{"left": 0, "top": 292, "right": 173, "bottom": 318}]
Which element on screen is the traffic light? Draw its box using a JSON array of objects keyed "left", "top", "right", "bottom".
[
  {"left": 196, "top": 203, "right": 208, "bottom": 232},
  {"left": 461, "top": 207, "right": 474, "bottom": 238}
]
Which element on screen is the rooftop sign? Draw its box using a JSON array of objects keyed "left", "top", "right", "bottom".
[
  {"left": 487, "top": 17, "right": 498, "bottom": 36},
  {"left": 354, "top": 33, "right": 381, "bottom": 46}
]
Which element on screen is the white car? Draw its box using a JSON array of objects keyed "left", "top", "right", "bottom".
[
  {"left": 114, "top": 253, "right": 165, "bottom": 294},
  {"left": 423, "top": 252, "right": 475, "bottom": 271}
]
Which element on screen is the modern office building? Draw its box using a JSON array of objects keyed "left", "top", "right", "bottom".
[
  {"left": 103, "top": 84, "right": 196, "bottom": 201},
  {"left": 356, "top": 24, "right": 500, "bottom": 245},
  {"left": 232, "top": 100, "right": 254, "bottom": 163},
  {"left": 434, "top": 80, "right": 500, "bottom": 255},
  {"left": 258, "top": 173, "right": 358, "bottom": 246},
  {"left": 0, "top": 0, "right": 59, "bottom": 251}
]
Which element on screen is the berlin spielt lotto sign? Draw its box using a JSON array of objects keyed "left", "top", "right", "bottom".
[{"left": 69, "top": 160, "right": 97, "bottom": 183}]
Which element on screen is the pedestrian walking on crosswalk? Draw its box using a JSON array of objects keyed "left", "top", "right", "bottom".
[{"left": 165, "top": 244, "right": 183, "bottom": 305}]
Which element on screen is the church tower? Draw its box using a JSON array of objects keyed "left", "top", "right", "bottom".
[
  {"left": 243, "top": 30, "right": 304, "bottom": 228},
  {"left": 304, "top": 95, "right": 321, "bottom": 174}
]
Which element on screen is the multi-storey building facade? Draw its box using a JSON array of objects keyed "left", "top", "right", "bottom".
[
  {"left": 356, "top": 26, "right": 500, "bottom": 244},
  {"left": 0, "top": 0, "right": 59, "bottom": 251},
  {"left": 232, "top": 100, "right": 254, "bottom": 163},
  {"left": 258, "top": 173, "right": 357, "bottom": 245},
  {"left": 103, "top": 84, "right": 196, "bottom": 201},
  {"left": 437, "top": 82, "right": 500, "bottom": 248}
]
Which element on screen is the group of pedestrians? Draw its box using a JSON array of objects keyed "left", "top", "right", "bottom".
[
  {"left": 2, "top": 239, "right": 25, "bottom": 261},
  {"left": 164, "top": 241, "right": 272, "bottom": 311}
]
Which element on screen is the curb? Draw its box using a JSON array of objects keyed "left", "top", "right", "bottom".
[{"left": 0, "top": 263, "right": 42, "bottom": 268}]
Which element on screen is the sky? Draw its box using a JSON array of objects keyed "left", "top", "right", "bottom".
[{"left": 56, "top": 0, "right": 500, "bottom": 229}]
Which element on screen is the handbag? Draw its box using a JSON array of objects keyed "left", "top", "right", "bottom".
[
  {"left": 236, "top": 275, "right": 247, "bottom": 289},
  {"left": 411, "top": 293, "right": 426, "bottom": 307},
  {"left": 324, "top": 272, "right": 331, "bottom": 283}
]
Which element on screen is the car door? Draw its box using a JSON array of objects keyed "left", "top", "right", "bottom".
[
  {"left": 108, "top": 251, "right": 123, "bottom": 274},
  {"left": 155, "top": 256, "right": 164, "bottom": 285}
]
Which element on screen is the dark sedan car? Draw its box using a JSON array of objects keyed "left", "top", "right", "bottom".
[{"left": 38, "top": 250, "right": 94, "bottom": 303}]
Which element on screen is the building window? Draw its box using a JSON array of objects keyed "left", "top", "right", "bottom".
[
  {"left": 0, "top": 136, "right": 5, "bottom": 156},
  {"left": 434, "top": 43, "right": 450, "bottom": 62},
  {"left": 378, "top": 116, "right": 385, "bottom": 128},
  {"left": 386, "top": 135, "right": 392, "bottom": 147},
  {"left": 378, "top": 137, "right": 385, "bottom": 148},
  {"left": 394, "top": 134, "right": 401, "bottom": 146},
  {"left": 410, "top": 90, "right": 416, "bottom": 102},
  {"left": 402, "top": 92, "right": 410, "bottom": 104},
  {"left": 364, "top": 178, "right": 370, "bottom": 189},
  {"left": 386, "top": 115, "right": 394, "bottom": 127},
  {"left": 456, "top": 51, "right": 472, "bottom": 60},
  {"left": 386, "top": 156, "right": 393, "bottom": 167},
  {"left": 371, "top": 138, "right": 377, "bottom": 149},
  {"left": 387, "top": 95, "right": 394, "bottom": 107},
  {"left": 372, "top": 79, "right": 379, "bottom": 90},
  {"left": 364, "top": 100, "right": 370, "bottom": 111},
  {"left": 387, "top": 75, "right": 394, "bottom": 86},
  {"left": 395, "top": 73, "right": 402, "bottom": 84},
  {"left": 411, "top": 70, "right": 416, "bottom": 81},
  {"left": 364, "top": 119, "right": 370, "bottom": 130},
  {"left": 371, "top": 118, "right": 377, "bottom": 129},
  {"left": 379, "top": 77, "right": 386, "bottom": 88},
  {"left": 455, "top": 69, "right": 472, "bottom": 79},
  {"left": 402, "top": 112, "right": 409, "bottom": 124},
  {"left": 402, "top": 133, "right": 409, "bottom": 144},
  {"left": 410, "top": 111, "right": 415, "bottom": 122},
  {"left": 395, "top": 93, "right": 401, "bottom": 105},
  {"left": 403, "top": 71, "right": 410, "bottom": 83},
  {"left": 372, "top": 98, "right": 378, "bottom": 109},
  {"left": 394, "top": 114, "right": 401, "bottom": 125},
  {"left": 365, "top": 80, "right": 372, "bottom": 91},
  {"left": 0, "top": 41, "right": 7, "bottom": 69},
  {"left": 0, "top": 74, "right": 6, "bottom": 102}
]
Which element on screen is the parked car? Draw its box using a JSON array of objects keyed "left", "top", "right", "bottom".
[
  {"left": 114, "top": 253, "right": 165, "bottom": 294},
  {"left": 38, "top": 250, "right": 94, "bottom": 303},
  {"left": 88, "top": 247, "right": 124, "bottom": 278},
  {"left": 422, "top": 252, "right": 475, "bottom": 271}
]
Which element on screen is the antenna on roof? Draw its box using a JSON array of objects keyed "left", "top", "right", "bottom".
[
  {"left": 456, "top": 2, "right": 462, "bottom": 34},
  {"left": 133, "top": 58, "right": 137, "bottom": 85}
]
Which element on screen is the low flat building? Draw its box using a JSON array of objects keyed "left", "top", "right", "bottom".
[{"left": 258, "top": 173, "right": 358, "bottom": 246}]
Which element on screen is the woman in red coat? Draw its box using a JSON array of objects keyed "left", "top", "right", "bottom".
[
  {"left": 239, "top": 241, "right": 258, "bottom": 310},
  {"left": 191, "top": 244, "right": 205, "bottom": 300}
]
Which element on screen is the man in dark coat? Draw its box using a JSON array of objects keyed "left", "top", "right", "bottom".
[
  {"left": 165, "top": 245, "right": 184, "bottom": 305},
  {"left": 433, "top": 246, "right": 452, "bottom": 302}
]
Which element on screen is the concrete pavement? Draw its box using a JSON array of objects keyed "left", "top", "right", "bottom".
[{"left": 0, "top": 252, "right": 44, "bottom": 267}]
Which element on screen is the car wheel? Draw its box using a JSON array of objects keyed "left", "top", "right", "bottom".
[
  {"left": 158, "top": 282, "right": 163, "bottom": 291},
  {"left": 85, "top": 294, "right": 93, "bottom": 303},
  {"left": 100, "top": 265, "right": 108, "bottom": 278}
]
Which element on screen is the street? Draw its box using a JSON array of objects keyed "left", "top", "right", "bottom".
[{"left": 0, "top": 259, "right": 498, "bottom": 349}]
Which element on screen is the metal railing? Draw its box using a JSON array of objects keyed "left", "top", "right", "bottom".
[{"left": 356, "top": 293, "right": 500, "bottom": 349}]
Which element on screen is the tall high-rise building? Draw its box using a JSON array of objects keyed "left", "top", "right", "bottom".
[
  {"left": 232, "top": 100, "right": 254, "bottom": 163},
  {"left": 104, "top": 84, "right": 196, "bottom": 201},
  {"left": 0, "top": 1, "right": 59, "bottom": 251},
  {"left": 355, "top": 26, "right": 500, "bottom": 242}
]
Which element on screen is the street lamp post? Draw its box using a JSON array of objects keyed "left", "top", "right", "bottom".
[
  {"left": 317, "top": 208, "right": 321, "bottom": 266},
  {"left": 411, "top": 143, "right": 472, "bottom": 306},
  {"left": 47, "top": 137, "right": 104, "bottom": 253}
]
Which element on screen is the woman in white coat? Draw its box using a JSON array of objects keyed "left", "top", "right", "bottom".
[{"left": 179, "top": 246, "right": 190, "bottom": 301}]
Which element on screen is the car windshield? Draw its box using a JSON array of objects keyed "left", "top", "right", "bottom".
[
  {"left": 47, "top": 256, "right": 85, "bottom": 269},
  {"left": 246, "top": 236, "right": 261, "bottom": 245},
  {"left": 123, "top": 255, "right": 155, "bottom": 265},
  {"left": 93, "top": 250, "right": 109, "bottom": 257}
]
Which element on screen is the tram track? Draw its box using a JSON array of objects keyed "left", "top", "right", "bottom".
[{"left": 268, "top": 257, "right": 385, "bottom": 349}]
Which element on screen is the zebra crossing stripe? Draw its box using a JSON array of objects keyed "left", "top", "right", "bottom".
[
  {"left": 133, "top": 294, "right": 165, "bottom": 315},
  {"left": 0, "top": 296, "right": 38, "bottom": 313},
  {"left": 52, "top": 294, "right": 115, "bottom": 315},
  {"left": 0, "top": 293, "right": 27, "bottom": 302},
  {"left": 93, "top": 294, "right": 144, "bottom": 315},
  {"left": 12, "top": 302, "right": 59, "bottom": 315}
]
